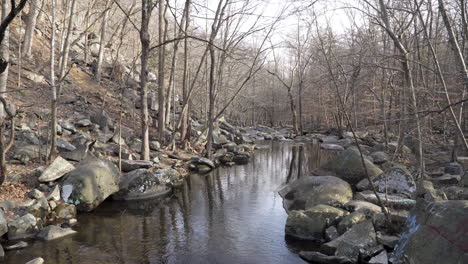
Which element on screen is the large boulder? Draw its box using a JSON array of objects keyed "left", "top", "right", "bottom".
[
  {"left": 39, "top": 156, "right": 75, "bottom": 182},
  {"left": 322, "top": 148, "right": 383, "bottom": 184},
  {"left": 321, "top": 221, "right": 378, "bottom": 263},
  {"left": 61, "top": 159, "right": 120, "bottom": 212},
  {"left": 357, "top": 167, "right": 416, "bottom": 198},
  {"left": 285, "top": 205, "right": 349, "bottom": 241},
  {"left": 279, "top": 176, "right": 353, "bottom": 211},
  {"left": 7, "top": 213, "right": 38, "bottom": 240},
  {"left": 391, "top": 200, "right": 468, "bottom": 264},
  {"left": 113, "top": 169, "right": 175, "bottom": 200}
]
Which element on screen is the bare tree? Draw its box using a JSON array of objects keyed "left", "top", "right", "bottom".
[
  {"left": 139, "top": 0, "right": 155, "bottom": 160},
  {"left": 0, "top": 0, "right": 29, "bottom": 185}
]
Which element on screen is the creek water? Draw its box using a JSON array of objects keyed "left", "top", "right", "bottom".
[{"left": 4, "top": 141, "right": 335, "bottom": 264}]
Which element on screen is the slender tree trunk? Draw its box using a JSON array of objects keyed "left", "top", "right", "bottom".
[
  {"left": 58, "top": 0, "right": 76, "bottom": 94},
  {"left": 140, "top": 0, "right": 152, "bottom": 160},
  {"left": 158, "top": 0, "right": 166, "bottom": 141},
  {"left": 49, "top": 0, "right": 58, "bottom": 161},
  {"left": 95, "top": 1, "right": 109, "bottom": 82},
  {"left": 180, "top": 0, "right": 191, "bottom": 148}
]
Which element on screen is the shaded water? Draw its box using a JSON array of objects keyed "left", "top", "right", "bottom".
[{"left": 4, "top": 142, "right": 335, "bottom": 264}]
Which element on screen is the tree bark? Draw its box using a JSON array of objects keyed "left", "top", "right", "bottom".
[
  {"left": 22, "top": 0, "right": 41, "bottom": 57},
  {"left": 139, "top": 0, "right": 152, "bottom": 160},
  {"left": 95, "top": 0, "right": 109, "bottom": 82},
  {"left": 49, "top": 0, "right": 58, "bottom": 161}
]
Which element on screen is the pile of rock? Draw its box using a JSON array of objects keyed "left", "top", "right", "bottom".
[{"left": 281, "top": 131, "right": 468, "bottom": 264}]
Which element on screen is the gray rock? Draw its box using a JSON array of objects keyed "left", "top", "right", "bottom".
[
  {"left": 431, "top": 174, "right": 461, "bottom": 184},
  {"left": 322, "top": 148, "right": 383, "bottom": 183},
  {"left": 61, "top": 122, "right": 76, "bottom": 133},
  {"left": 444, "top": 162, "right": 464, "bottom": 176},
  {"left": 61, "top": 159, "right": 120, "bottom": 212},
  {"left": 337, "top": 208, "right": 374, "bottom": 234},
  {"left": 150, "top": 141, "right": 161, "bottom": 150},
  {"left": 90, "top": 111, "right": 113, "bottom": 132},
  {"left": 28, "top": 189, "right": 44, "bottom": 199},
  {"left": 36, "top": 225, "right": 76, "bottom": 241},
  {"left": 57, "top": 138, "right": 77, "bottom": 152},
  {"left": 39, "top": 156, "right": 75, "bottom": 182},
  {"left": 0, "top": 244, "right": 3, "bottom": 258},
  {"left": 0, "top": 210, "right": 7, "bottom": 237},
  {"left": 344, "top": 200, "right": 382, "bottom": 213},
  {"left": 325, "top": 226, "right": 340, "bottom": 241},
  {"left": 370, "top": 151, "right": 389, "bottom": 165},
  {"left": 27, "top": 198, "right": 50, "bottom": 219},
  {"left": 376, "top": 233, "right": 399, "bottom": 249},
  {"left": 321, "top": 135, "right": 339, "bottom": 144},
  {"left": 120, "top": 160, "right": 153, "bottom": 172},
  {"left": 299, "top": 251, "right": 352, "bottom": 264},
  {"left": 49, "top": 200, "right": 57, "bottom": 210},
  {"left": 285, "top": 205, "right": 348, "bottom": 241},
  {"left": 355, "top": 191, "right": 416, "bottom": 210},
  {"left": 25, "top": 257, "right": 44, "bottom": 264},
  {"left": 60, "top": 144, "right": 94, "bottom": 162},
  {"left": 110, "top": 133, "right": 126, "bottom": 145},
  {"left": 359, "top": 244, "right": 385, "bottom": 260},
  {"left": 4, "top": 241, "right": 28, "bottom": 250},
  {"left": 22, "top": 131, "right": 41, "bottom": 145},
  {"left": 75, "top": 119, "right": 92, "bottom": 127},
  {"left": 190, "top": 157, "right": 215, "bottom": 169},
  {"left": 233, "top": 152, "right": 250, "bottom": 165},
  {"left": 391, "top": 200, "right": 468, "bottom": 264},
  {"left": 369, "top": 250, "right": 388, "bottom": 264},
  {"left": 7, "top": 213, "right": 38, "bottom": 240},
  {"left": 280, "top": 176, "right": 353, "bottom": 211},
  {"left": 46, "top": 184, "right": 61, "bottom": 201},
  {"left": 320, "top": 143, "right": 344, "bottom": 151},
  {"left": 113, "top": 169, "right": 172, "bottom": 200},
  {"left": 13, "top": 144, "right": 41, "bottom": 164},
  {"left": 54, "top": 203, "right": 76, "bottom": 220},
  {"left": 321, "top": 221, "right": 377, "bottom": 263},
  {"left": 357, "top": 167, "right": 416, "bottom": 198}
]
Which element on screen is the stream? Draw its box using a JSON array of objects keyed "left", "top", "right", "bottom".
[{"left": 4, "top": 141, "right": 336, "bottom": 264}]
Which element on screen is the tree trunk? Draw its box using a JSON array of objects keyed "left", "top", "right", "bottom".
[
  {"left": 158, "top": 0, "right": 166, "bottom": 142},
  {"left": 49, "top": 0, "right": 58, "bottom": 161},
  {"left": 58, "top": 0, "right": 76, "bottom": 94},
  {"left": 95, "top": 1, "right": 109, "bottom": 82},
  {"left": 22, "top": 0, "right": 41, "bottom": 57},
  {"left": 139, "top": 0, "right": 151, "bottom": 160},
  {"left": 0, "top": 0, "right": 10, "bottom": 119}
]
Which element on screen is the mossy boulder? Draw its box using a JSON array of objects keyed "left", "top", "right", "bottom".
[{"left": 61, "top": 159, "right": 120, "bottom": 212}]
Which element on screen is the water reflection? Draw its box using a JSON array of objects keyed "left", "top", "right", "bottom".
[{"left": 4, "top": 142, "right": 335, "bottom": 264}]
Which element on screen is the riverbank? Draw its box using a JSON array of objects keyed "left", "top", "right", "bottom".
[{"left": 280, "top": 132, "right": 468, "bottom": 264}]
